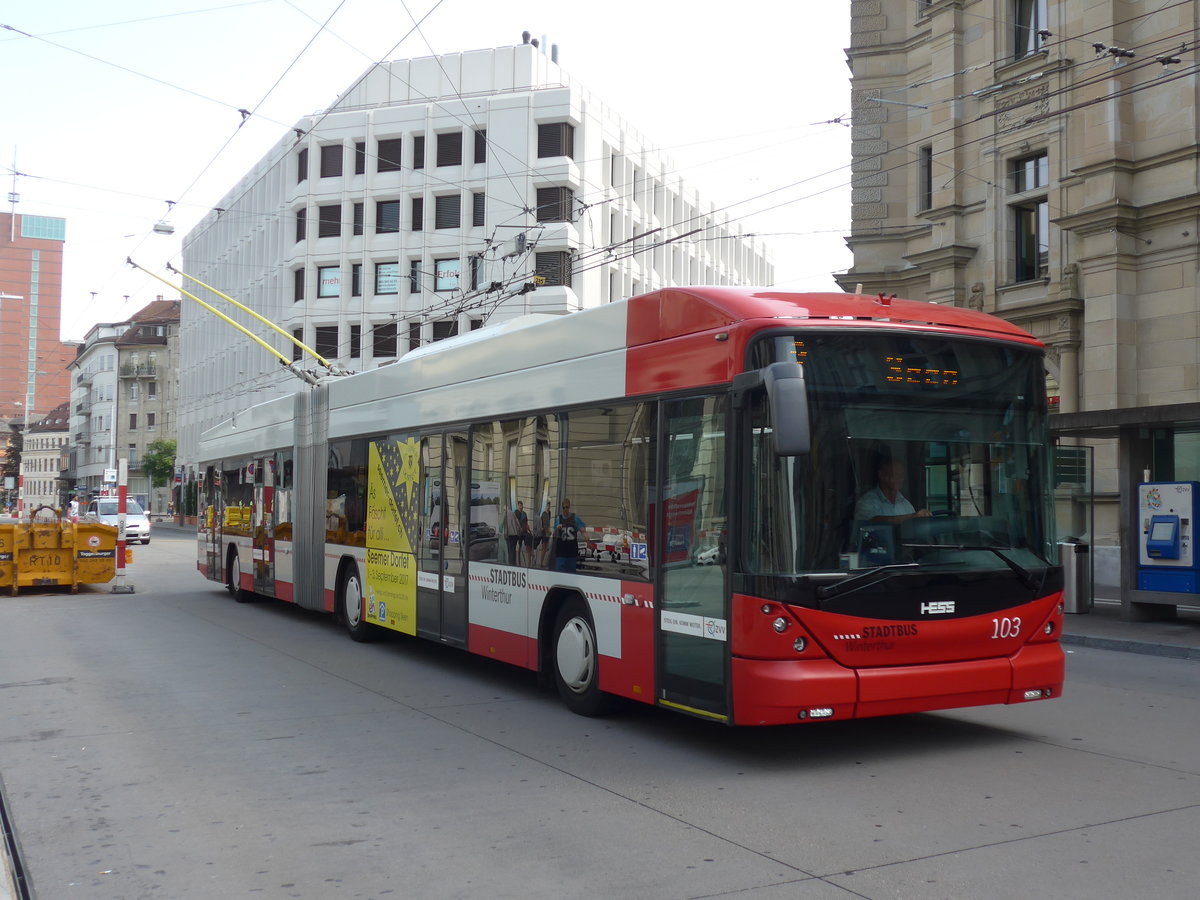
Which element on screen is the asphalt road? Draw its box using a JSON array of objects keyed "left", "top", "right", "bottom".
[{"left": 0, "top": 530, "right": 1197, "bottom": 899}]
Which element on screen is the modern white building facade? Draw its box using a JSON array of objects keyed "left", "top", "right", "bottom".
[{"left": 177, "top": 41, "right": 773, "bottom": 473}]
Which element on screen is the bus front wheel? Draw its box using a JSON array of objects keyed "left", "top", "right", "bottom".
[
  {"left": 552, "top": 597, "right": 610, "bottom": 716},
  {"left": 339, "top": 563, "right": 373, "bottom": 642}
]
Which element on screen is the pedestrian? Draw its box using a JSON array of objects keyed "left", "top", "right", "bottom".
[{"left": 553, "top": 499, "right": 586, "bottom": 573}]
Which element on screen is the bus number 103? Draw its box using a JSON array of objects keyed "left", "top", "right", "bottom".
[{"left": 991, "top": 617, "right": 1022, "bottom": 639}]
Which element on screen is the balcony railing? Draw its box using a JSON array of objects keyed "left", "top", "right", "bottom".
[{"left": 119, "top": 363, "right": 158, "bottom": 378}]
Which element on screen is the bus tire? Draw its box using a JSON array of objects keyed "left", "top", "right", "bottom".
[
  {"left": 227, "top": 547, "right": 251, "bottom": 603},
  {"left": 552, "top": 596, "right": 610, "bottom": 716},
  {"left": 339, "top": 562, "right": 373, "bottom": 643}
]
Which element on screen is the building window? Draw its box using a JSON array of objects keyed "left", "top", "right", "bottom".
[
  {"left": 129, "top": 383, "right": 139, "bottom": 401},
  {"left": 354, "top": 141, "right": 366, "bottom": 175},
  {"left": 373, "top": 322, "right": 398, "bottom": 358},
  {"left": 292, "top": 327, "right": 304, "bottom": 361},
  {"left": 295, "top": 208, "right": 306, "bottom": 242},
  {"left": 432, "top": 319, "right": 458, "bottom": 342},
  {"left": 129, "top": 413, "right": 138, "bottom": 430},
  {"left": 375, "top": 262, "right": 399, "bottom": 295},
  {"left": 1014, "top": 0, "right": 1048, "bottom": 58},
  {"left": 377, "top": 138, "right": 403, "bottom": 172},
  {"left": 294, "top": 268, "right": 305, "bottom": 302},
  {"left": 350, "top": 324, "right": 361, "bottom": 358},
  {"left": 148, "top": 381, "right": 157, "bottom": 399},
  {"left": 318, "top": 266, "right": 341, "bottom": 298},
  {"left": 314, "top": 325, "right": 339, "bottom": 358},
  {"left": 436, "top": 131, "right": 463, "bottom": 166},
  {"left": 413, "top": 135, "right": 425, "bottom": 169},
  {"left": 353, "top": 202, "right": 364, "bottom": 235},
  {"left": 470, "top": 254, "right": 482, "bottom": 289},
  {"left": 377, "top": 200, "right": 401, "bottom": 234},
  {"left": 351, "top": 263, "right": 362, "bottom": 297},
  {"left": 435, "top": 258, "right": 460, "bottom": 292},
  {"left": 409, "top": 259, "right": 422, "bottom": 294},
  {"left": 1010, "top": 153, "right": 1049, "bottom": 283},
  {"left": 1012, "top": 153, "right": 1048, "bottom": 193},
  {"left": 536, "top": 186, "right": 574, "bottom": 222},
  {"left": 434, "top": 194, "right": 461, "bottom": 229},
  {"left": 537, "top": 122, "right": 575, "bottom": 159},
  {"left": 147, "top": 412, "right": 156, "bottom": 431},
  {"left": 411, "top": 197, "right": 424, "bottom": 231},
  {"left": 320, "top": 145, "right": 342, "bottom": 177},
  {"left": 474, "top": 129, "right": 487, "bottom": 164},
  {"left": 297, "top": 148, "right": 308, "bottom": 183},
  {"left": 472, "top": 192, "right": 485, "bottom": 227},
  {"left": 918, "top": 145, "right": 933, "bottom": 212},
  {"left": 408, "top": 322, "right": 421, "bottom": 352},
  {"left": 535, "top": 251, "right": 572, "bottom": 286},
  {"left": 1013, "top": 200, "right": 1049, "bottom": 282},
  {"left": 318, "top": 205, "right": 341, "bottom": 238}
]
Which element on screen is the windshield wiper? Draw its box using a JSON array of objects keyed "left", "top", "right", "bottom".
[
  {"left": 815, "top": 563, "right": 919, "bottom": 601},
  {"left": 903, "top": 543, "right": 1039, "bottom": 591}
]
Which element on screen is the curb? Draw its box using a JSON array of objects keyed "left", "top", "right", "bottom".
[{"left": 1060, "top": 632, "right": 1200, "bottom": 661}]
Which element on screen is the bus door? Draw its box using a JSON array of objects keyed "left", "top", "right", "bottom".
[
  {"left": 416, "top": 432, "right": 469, "bottom": 646},
  {"left": 252, "top": 456, "right": 275, "bottom": 595},
  {"left": 202, "top": 465, "right": 221, "bottom": 580},
  {"left": 657, "top": 397, "right": 730, "bottom": 721}
]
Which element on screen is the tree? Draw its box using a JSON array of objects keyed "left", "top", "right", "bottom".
[{"left": 142, "top": 439, "right": 176, "bottom": 491}]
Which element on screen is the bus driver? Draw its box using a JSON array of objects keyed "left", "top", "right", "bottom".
[{"left": 854, "top": 457, "right": 932, "bottom": 525}]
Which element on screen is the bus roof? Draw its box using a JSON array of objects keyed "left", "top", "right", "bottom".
[
  {"left": 625, "top": 287, "right": 1039, "bottom": 347},
  {"left": 199, "top": 287, "right": 1040, "bottom": 459}
]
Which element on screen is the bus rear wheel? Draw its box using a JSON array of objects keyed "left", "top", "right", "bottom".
[
  {"left": 552, "top": 597, "right": 610, "bottom": 716},
  {"left": 339, "top": 563, "right": 373, "bottom": 642},
  {"left": 227, "top": 548, "right": 251, "bottom": 603}
]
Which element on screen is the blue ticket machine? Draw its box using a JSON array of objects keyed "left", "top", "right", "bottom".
[{"left": 1137, "top": 482, "right": 1200, "bottom": 593}]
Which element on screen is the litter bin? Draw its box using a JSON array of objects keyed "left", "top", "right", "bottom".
[{"left": 1059, "top": 539, "right": 1091, "bottom": 613}]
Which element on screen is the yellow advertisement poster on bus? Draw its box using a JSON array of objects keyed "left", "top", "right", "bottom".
[{"left": 364, "top": 439, "right": 420, "bottom": 634}]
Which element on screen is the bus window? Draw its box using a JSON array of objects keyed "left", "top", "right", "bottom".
[{"left": 558, "top": 403, "right": 654, "bottom": 580}]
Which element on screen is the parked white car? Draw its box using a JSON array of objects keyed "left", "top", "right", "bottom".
[{"left": 86, "top": 498, "right": 152, "bottom": 544}]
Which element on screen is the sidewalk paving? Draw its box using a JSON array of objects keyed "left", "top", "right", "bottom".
[{"left": 1063, "top": 599, "right": 1200, "bottom": 660}]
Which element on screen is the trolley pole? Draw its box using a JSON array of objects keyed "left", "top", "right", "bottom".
[{"left": 111, "top": 458, "right": 135, "bottom": 593}]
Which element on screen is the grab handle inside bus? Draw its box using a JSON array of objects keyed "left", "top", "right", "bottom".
[{"left": 733, "top": 362, "right": 811, "bottom": 456}]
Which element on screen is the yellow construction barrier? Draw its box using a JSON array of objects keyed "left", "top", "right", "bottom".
[{"left": 0, "top": 506, "right": 120, "bottom": 594}]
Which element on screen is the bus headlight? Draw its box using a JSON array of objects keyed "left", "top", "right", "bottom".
[
  {"left": 793, "top": 636, "right": 807, "bottom": 653},
  {"left": 772, "top": 617, "right": 789, "bottom": 633}
]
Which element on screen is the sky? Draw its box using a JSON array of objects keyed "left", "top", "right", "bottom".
[{"left": 2, "top": 0, "right": 853, "bottom": 342}]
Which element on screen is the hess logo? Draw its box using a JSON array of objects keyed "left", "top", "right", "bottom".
[{"left": 920, "top": 600, "right": 955, "bottom": 615}]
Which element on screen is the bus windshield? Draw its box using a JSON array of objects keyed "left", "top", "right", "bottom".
[{"left": 745, "top": 331, "right": 1054, "bottom": 580}]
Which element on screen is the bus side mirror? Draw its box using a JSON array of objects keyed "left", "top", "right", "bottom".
[
  {"left": 763, "top": 362, "right": 810, "bottom": 456},
  {"left": 734, "top": 362, "right": 811, "bottom": 456}
]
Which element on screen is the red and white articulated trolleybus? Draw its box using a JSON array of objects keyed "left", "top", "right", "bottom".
[{"left": 196, "top": 287, "right": 1064, "bottom": 725}]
